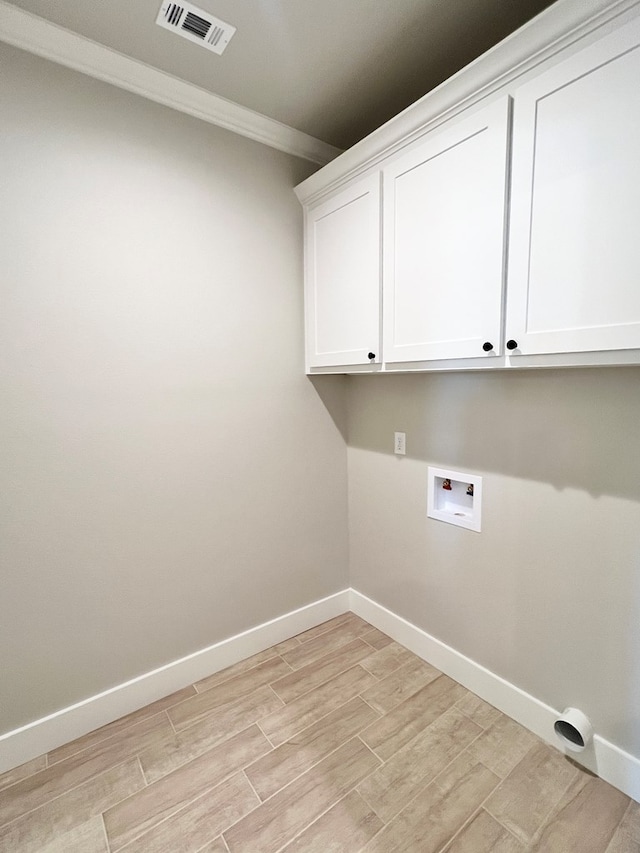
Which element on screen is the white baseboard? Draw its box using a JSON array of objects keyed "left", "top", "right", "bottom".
[
  {"left": 349, "top": 588, "right": 640, "bottom": 803},
  {"left": 0, "top": 589, "right": 350, "bottom": 773},
  {"left": 4, "top": 586, "right": 639, "bottom": 803}
]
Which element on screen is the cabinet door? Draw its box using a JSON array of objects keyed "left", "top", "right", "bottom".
[
  {"left": 305, "top": 174, "right": 381, "bottom": 369},
  {"left": 506, "top": 18, "right": 640, "bottom": 356},
  {"left": 383, "top": 98, "right": 510, "bottom": 364}
]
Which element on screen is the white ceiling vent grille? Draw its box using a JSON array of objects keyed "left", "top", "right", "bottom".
[{"left": 156, "top": 1, "right": 236, "bottom": 55}]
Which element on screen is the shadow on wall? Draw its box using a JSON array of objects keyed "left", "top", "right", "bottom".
[
  {"left": 623, "top": 562, "right": 640, "bottom": 755},
  {"left": 309, "top": 375, "right": 349, "bottom": 442},
  {"left": 345, "top": 366, "right": 640, "bottom": 503}
]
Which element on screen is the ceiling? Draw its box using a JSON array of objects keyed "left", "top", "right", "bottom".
[{"left": 4, "top": 0, "right": 556, "bottom": 150}]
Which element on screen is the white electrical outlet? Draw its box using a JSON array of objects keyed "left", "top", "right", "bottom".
[{"left": 394, "top": 432, "right": 406, "bottom": 455}]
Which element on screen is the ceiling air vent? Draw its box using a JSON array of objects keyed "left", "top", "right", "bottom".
[{"left": 156, "top": 1, "right": 236, "bottom": 55}]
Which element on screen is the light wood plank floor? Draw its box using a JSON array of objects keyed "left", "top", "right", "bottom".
[{"left": 1, "top": 613, "right": 638, "bottom": 852}]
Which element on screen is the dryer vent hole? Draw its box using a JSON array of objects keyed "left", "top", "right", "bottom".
[{"left": 554, "top": 719, "right": 585, "bottom": 748}]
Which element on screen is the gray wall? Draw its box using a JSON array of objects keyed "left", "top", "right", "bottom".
[
  {"left": 0, "top": 43, "right": 349, "bottom": 734},
  {"left": 3, "top": 37, "right": 639, "bottom": 771},
  {"left": 347, "top": 368, "right": 640, "bottom": 757}
]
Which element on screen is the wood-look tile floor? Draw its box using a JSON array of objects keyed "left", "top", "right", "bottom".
[{"left": 1, "top": 613, "right": 638, "bottom": 853}]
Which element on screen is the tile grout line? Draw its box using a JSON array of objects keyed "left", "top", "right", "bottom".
[
  {"left": 45, "top": 710, "right": 172, "bottom": 769},
  {"left": 359, "top": 695, "right": 384, "bottom": 718},
  {"left": 134, "top": 754, "right": 148, "bottom": 788},
  {"left": 268, "top": 646, "right": 374, "bottom": 707},
  {"left": 481, "top": 741, "right": 552, "bottom": 833},
  {"left": 293, "top": 613, "right": 364, "bottom": 646},
  {"left": 358, "top": 730, "right": 501, "bottom": 843},
  {"left": 459, "top": 754, "right": 539, "bottom": 849},
  {"left": 611, "top": 799, "right": 634, "bottom": 845},
  {"left": 0, "top": 755, "right": 145, "bottom": 832},
  {"left": 359, "top": 645, "right": 421, "bottom": 682},
  {"left": 194, "top": 654, "right": 290, "bottom": 696},
  {"left": 164, "top": 707, "right": 178, "bottom": 735},
  {"left": 277, "top": 636, "right": 369, "bottom": 674},
  {"left": 258, "top": 687, "right": 381, "bottom": 752},
  {"left": 255, "top": 721, "right": 277, "bottom": 751},
  {"left": 482, "top": 743, "right": 583, "bottom": 849},
  {"left": 207, "top": 835, "right": 231, "bottom": 853},
  {"left": 153, "top": 706, "right": 287, "bottom": 777},
  {"left": 265, "top": 782, "right": 373, "bottom": 853},
  {"left": 359, "top": 664, "right": 446, "bottom": 717},
  {"left": 359, "top": 661, "right": 388, "bottom": 681},
  {"left": 140, "top": 716, "right": 275, "bottom": 785},
  {"left": 514, "top": 762, "right": 597, "bottom": 850},
  {"left": 107, "top": 717, "right": 285, "bottom": 850},
  {"left": 455, "top": 704, "right": 496, "bottom": 729},
  {"left": 266, "top": 683, "right": 286, "bottom": 709},
  {"left": 355, "top": 733, "right": 384, "bottom": 765},
  {"left": 435, "top": 806, "right": 488, "bottom": 853},
  {"left": 106, "top": 768, "right": 247, "bottom": 853},
  {"left": 171, "top": 685, "right": 292, "bottom": 736},
  {"left": 192, "top": 839, "right": 223, "bottom": 853},
  {"left": 241, "top": 769, "right": 263, "bottom": 804},
  {"left": 4, "top": 631, "right": 362, "bottom": 782},
  {"left": 240, "top": 731, "right": 381, "bottom": 811},
  {"left": 0, "top": 631, "right": 469, "bottom": 841},
  {"left": 0, "top": 765, "right": 45, "bottom": 797},
  {"left": 100, "top": 812, "right": 112, "bottom": 853},
  {"left": 166, "top": 684, "right": 285, "bottom": 740},
  {"left": 345, "top": 735, "right": 390, "bottom": 826},
  {"left": 133, "top": 699, "right": 289, "bottom": 786},
  {"left": 359, "top": 688, "right": 472, "bottom": 764},
  {"left": 281, "top": 627, "right": 381, "bottom": 671},
  {"left": 435, "top": 763, "right": 516, "bottom": 853},
  {"left": 5, "top": 619, "right": 628, "bottom": 853},
  {"left": 45, "top": 690, "right": 198, "bottom": 767}
]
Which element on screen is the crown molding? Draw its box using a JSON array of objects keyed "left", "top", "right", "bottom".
[{"left": 0, "top": 1, "right": 341, "bottom": 166}]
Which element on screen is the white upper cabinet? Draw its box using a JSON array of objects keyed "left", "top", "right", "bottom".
[
  {"left": 383, "top": 98, "right": 510, "bottom": 364},
  {"left": 296, "top": 0, "right": 640, "bottom": 373},
  {"left": 305, "top": 174, "right": 381, "bottom": 369},
  {"left": 506, "top": 17, "right": 640, "bottom": 356}
]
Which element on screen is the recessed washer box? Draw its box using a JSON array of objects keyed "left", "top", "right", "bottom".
[{"left": 427, "top": 467, "right": 482, "bottom": 532}]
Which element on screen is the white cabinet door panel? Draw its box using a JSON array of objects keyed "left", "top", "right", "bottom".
[
  {"left": 305, "top": 174, "right": 381, "bottom": 369},
  {"left": 507, "top": 17, "right": 640, "bottom": 355},
  {"left": 383, "top": 98, "right": 510, "bottom": 363}
]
